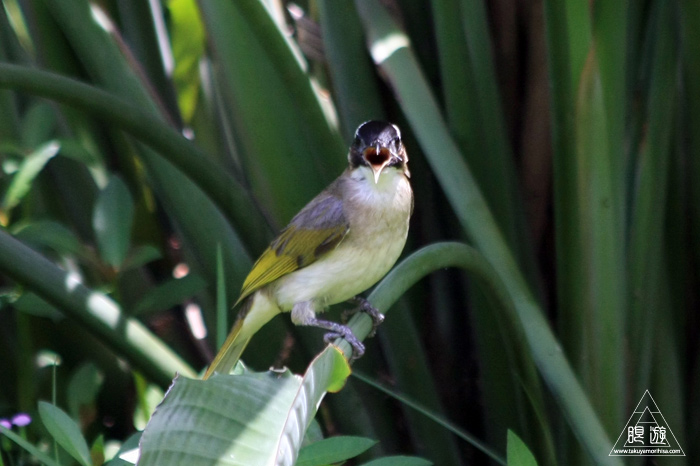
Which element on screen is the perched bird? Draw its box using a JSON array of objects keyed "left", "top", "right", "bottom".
[{"left": 203, "top": 121, "right": 413, "bottom": 379}]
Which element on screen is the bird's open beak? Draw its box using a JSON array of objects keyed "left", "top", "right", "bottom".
[{"left": 363, "top": 145, "right": 392, "bottom": 184}]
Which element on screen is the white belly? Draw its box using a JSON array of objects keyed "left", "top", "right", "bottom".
[{"left": 273, "top": 231, "right": 406, "bottom": 310}]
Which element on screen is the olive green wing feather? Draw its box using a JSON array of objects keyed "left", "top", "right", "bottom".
[{"left": 235, "top": 191, "right": 349, "bottom": 305}]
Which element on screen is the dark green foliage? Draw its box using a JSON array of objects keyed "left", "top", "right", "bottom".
[{"left": 0, "top": 0, "right": 696, "bottom": 465}]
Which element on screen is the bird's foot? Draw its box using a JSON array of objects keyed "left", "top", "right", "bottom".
[
  {"left": 342, "top": 296, "right": 385, "bottom": 337},
  {"left": 308, "top": 318, "right": 365, "bottom": 360}
]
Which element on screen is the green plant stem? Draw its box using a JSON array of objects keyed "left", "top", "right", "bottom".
[
  {"left": 353, "top": 371, "right": 506, "bottom": 466},
  {"left": 354, "top": 2, "right": 620, "bottom": 464},
  {"left": 0, "top": 229, "right": 196, "bottom": 386},
  {"left": 0, "top": 63, "right": 269, "bottom": 250},
  {"left": 338, "top": 242, "right": 552, "bottom": 463}
]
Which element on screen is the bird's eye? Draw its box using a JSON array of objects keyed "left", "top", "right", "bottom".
[{"left": 392, "top": 137, "right": 401, "bottom": 146}]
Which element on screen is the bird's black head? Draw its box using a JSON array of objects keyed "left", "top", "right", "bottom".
[{"left": 348, "top": 121, "right": 409, "bottom": 179}]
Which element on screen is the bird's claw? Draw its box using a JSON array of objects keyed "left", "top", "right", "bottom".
[
  {"left": 342, "top": 296, "right": 385, "bottom": 337},
  {"left": 308, "top": 317, "right": 365, "bottom": 360},
  {"left": 323, "top": 330, "right": 365, "bottom": 360}
]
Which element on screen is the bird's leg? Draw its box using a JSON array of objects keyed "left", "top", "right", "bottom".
[
  {"left": 291, "top": 300, "right": 365, "bottom": 360},
  {"left": 342, "top": 296, "right": 385, "bottom": 337}
]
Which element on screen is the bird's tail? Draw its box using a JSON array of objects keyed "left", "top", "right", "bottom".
[
  {"left": 202, "top": 315, "right": 250, "bottom": 380},
  {"left": 202, "top": 293, "right": 276, "bottom": 379}
]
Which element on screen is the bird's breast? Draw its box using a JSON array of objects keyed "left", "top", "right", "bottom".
[{"left": 273, "top": 174, "right": 412, "bottom": 310}]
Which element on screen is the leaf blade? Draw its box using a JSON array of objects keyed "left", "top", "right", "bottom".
[
  {"left": 3, "top": 140, "right": 60, "bottom": 212},
  {"left": 507, "top": 430, "right": 538, "bottom": 466},
  {"left": 93, "top": 175, "right": 134, "bottom": 268},
  {"left": 296, "top": 436, "right": 377, "bottom": 466},
  {"left": 38, "top": 401, "right": 92, "bottom": 466}
]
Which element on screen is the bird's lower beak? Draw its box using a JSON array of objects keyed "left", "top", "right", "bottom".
[
  {"left": 363, "top": 146, "right": 391, "bottom": 184},
  {"left": 371, "top": 165, "right": 383, "bottom": 184}
]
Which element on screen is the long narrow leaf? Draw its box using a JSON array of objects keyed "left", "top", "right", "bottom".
[
  {"left": 0, "top": 63, "right": 268, "bottom": 252},
  {"left": 318, "top": 0, "right": 383, "bottom": 140},
  {"left": 0, "top": 425, "right": 63, "bottom": 466},
  {"left": 0, "top": 229, "right": 196, "bottom": 386},
  {"left": 198, "top": 0, "right": 344, "bottom": 224}
]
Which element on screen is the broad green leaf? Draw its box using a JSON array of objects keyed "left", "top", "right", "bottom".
[
  {"left": 2, "top": 140, "right": 60, "bottom": 211},
  {"left": 38, "top": 401, "right": 92, "bottom": 466},
  {"left": 139, "top": 371, "right": 303, "bottom": 465},
  {"left": 507, "top": 430, "right": 538, "bottom": 466},
  {"left": 296, "top": 436, "right": 377, "bottom": 466},
  {"left": 139, "top": 347, "right": 350, "bottom": 465},
  {"left": 361, "top": 457, "right": 433, "bottom": 466},
  {"left": 133, "top": 273, "right": 207, "bottom": 316},
  {"left": 93, "top": 175, "right": 134, "bottom": 268}
]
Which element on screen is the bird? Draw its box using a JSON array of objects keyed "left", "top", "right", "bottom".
[{"left": 203, "top": 120, "right": 413, "bottom": 379}]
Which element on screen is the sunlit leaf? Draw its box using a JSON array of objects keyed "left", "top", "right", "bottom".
[
  {"left": 2, "top": 140, "right": 60, "bottom": 211},
  {"left": 103, "top": 432, "right": 142, "bottom": 466},
  {"left": 139, "top": 347, "right": 351, "bottom": 465},
  {"left": 133, "top": 373, "right": 165, "bottom": 431},
  {"left": 167, "top": 0, "right": 205, "bottom": 123}
]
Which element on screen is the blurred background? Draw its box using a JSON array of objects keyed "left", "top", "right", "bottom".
[{"left": 0, "top": 0, "right": 697, "bottom": 464}]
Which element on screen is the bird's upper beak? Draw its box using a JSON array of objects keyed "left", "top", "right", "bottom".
[{"left": 363, "top": 144, "right": 392, "bottom": 184}]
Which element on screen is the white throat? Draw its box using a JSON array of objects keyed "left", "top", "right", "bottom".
[{"left": 354, "top": 165, "right": 403, "bottom": 192}]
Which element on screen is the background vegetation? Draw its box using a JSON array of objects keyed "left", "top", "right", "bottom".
[{"left": 0, "top": 0, "right": 697, "bottom": 464}]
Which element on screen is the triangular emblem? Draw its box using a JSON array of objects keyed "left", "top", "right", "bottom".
[{"left": 610, "top": 390, "right": 685, "bottom": 456}]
